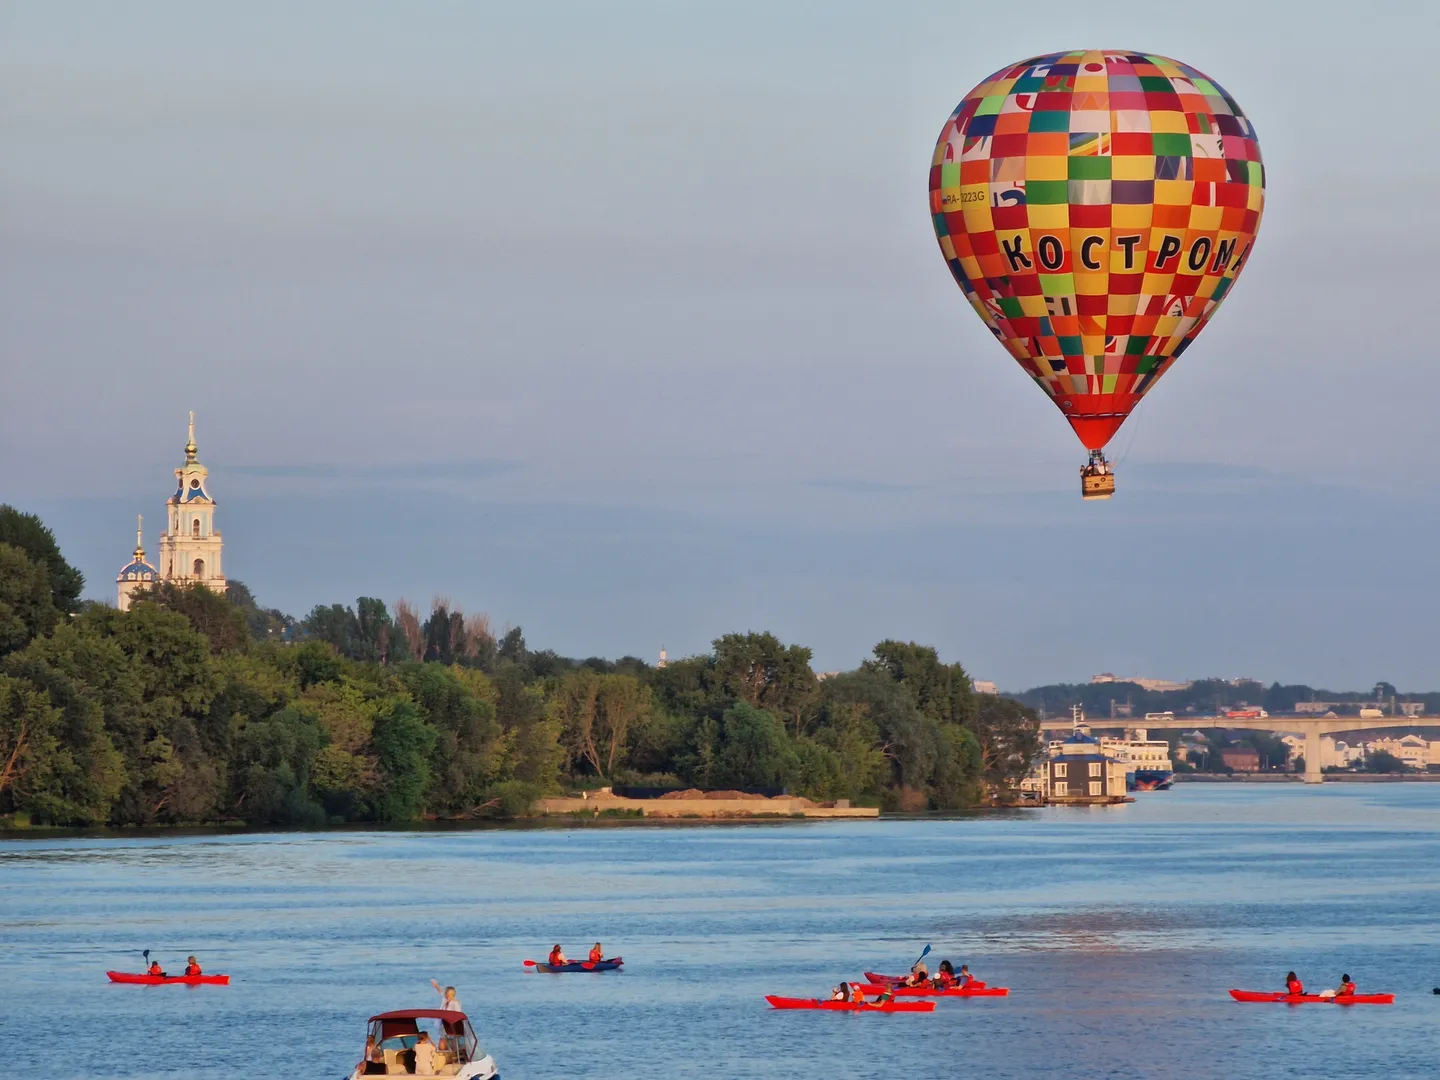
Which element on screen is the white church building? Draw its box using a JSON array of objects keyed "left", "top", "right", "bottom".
[{"left": 116, "top": 412, "right": 228, "bottom": 610}]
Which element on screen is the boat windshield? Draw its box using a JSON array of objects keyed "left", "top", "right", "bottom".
[{"left": 363, "top": 1016, "right": 480, "bottom": 1075}]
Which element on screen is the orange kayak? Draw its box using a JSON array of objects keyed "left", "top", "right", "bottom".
[
  {"left": 107, "top": 971, "right": 230, "bottom": 986},
  {"left": 854, "top": 982, "right": 1007, "bottom": 998},
  {"left": 765, "top": 995, "right": 934, "bottom": 1012},
  {"left": 863, "top": 972, "right": 988, "bottom": 990},
  {"left": 1229, "top": 989, "right": 1393, "bottom": 1005}
]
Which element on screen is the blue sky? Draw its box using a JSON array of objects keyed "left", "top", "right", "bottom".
[{"left": 3, "top": 1, "right": 1437, "bottom": 689}]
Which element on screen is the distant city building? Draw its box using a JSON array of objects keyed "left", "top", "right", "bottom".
[
  {"left": 117, "top": 412, "right": 227, "bottom": 610},
  {"left": 972, "top": 680, "right": 998, "bottom": 695},
  {"left": 1090, "top": 673, "right": 1192, "bottom": 693},
  {"left": 1219, "top": 747, "right": 1260, "bottom": 772}
]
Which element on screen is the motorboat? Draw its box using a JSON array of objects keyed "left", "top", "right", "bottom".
[{"left": 349, "top": 1009, "right": 498, "bottom": 1078}]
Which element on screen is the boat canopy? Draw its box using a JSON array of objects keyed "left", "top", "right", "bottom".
[{"left": 369, "top": 1010, "right": 472, "bottom": 1024}]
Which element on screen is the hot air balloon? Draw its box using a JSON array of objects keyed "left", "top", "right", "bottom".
[{"left": 929, "top": 50, "right": 1264, "bottom": 498}]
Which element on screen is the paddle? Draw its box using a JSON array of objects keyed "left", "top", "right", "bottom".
[{"left": 911, "top": 944, "right": 931, "bottom": 970}]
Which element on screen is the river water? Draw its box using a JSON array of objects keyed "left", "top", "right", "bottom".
[{"left": 2, "top": 784, "right": 1438, "bottom": 1079}]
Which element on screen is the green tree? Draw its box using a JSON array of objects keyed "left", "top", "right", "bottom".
[
  {"left": 403, "top": 664, "right": 503, "bottom": 813},
  {"left": 970, "top": 695, "right": 1042, "bottom": 792},
  {"left": 0, "top": 674, "right": 64, "bottom": 815},
  {"left": 554, "top": 670, "right": 653, "bottom": 780},
  {"left": 232, "top": 706, "right": 327, "bottom": 824},
  {"left": 712, "top": 632, "right": 819, "bottom": 734},
  {"left": 1365, "top": 749, "right": 1408, "bottom": 774},
  {"left": 78, "top": 603, "right": 222, "bottom": 823},
  {"left": 371, "top": 701, "right": 437, "bottom": 821},
  {"left": 710, "top": 702, "right": 795, "bottom": 790},
  {"left": 864, "top": 640, "right": 977, "bottom": 728},
  {"left": 143, "top": 583, "right": 250, "bottom": 654},
  {"left": 224, "top": 580, "right": 294, "bottom": 642},
  {"left": 303, "top": 603, "right": 362, "bottom": 658},
  {"left": 356, "top": 597, "right": 397, "bottom": 662},
  {"left": 0, "top": 544, "right": 59, "bottom": 655},
  {"left": 3, "top": 623, "right": 129, "bottom": 823},
  {"left": 810, "top": 700, "right": 889, "bottom": 801},
  {"left": 0, "top": 505, "right": 85, "bottom": 613}
]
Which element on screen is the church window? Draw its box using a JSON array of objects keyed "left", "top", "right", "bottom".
[
  {"left": 192, "top": 518, "right": 201, "bottom": 537},
  {"left": 193, "top": 558, "right": 205, "bottom": 577}
]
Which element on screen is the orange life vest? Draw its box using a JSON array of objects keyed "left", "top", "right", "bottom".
[
  {"left": 185, "top": 964, "right": 201, "bottom": 976},
  {"left": 148, "top": 963, "right": 164, "bottom": 976},
  {"left": 1338, "top": 981, "right": 1355, "bottom": 996},
  {"left": 1286, "top": 979, "right": 1303, "bottom": 995},
  {"left": 589, "top": 948, "right": 603, "bottom": 963},
  {"left": 548, "top": 948, "right": 565, "bottom": 966}
]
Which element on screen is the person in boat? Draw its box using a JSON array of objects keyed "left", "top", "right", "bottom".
[
  {"left": 956, "top": 964, "right": 974, "bottom": 987},
  {"left": 1285, "top": 971, "right": 1303, "bottom": 995},
  {"left": 548, "top": 945, "right": 569, "bottom": 967},
  {"left": 830, "top": 983, "right": 853, "bottom": 1002},
  {"left": 147, "top": 960, "right": 166, "bottom": 978},
  {"left": 1337, "top": 974, "right": 1356, "bottom": 997},
  {"left": 412, "top": 1031, "right": 441, "bottom": 1076},
  {"left": 932, "top": 960, "right": 956, "bottom": 988},
  {"left": 361, "top": 1035, "right": 386, "bottom": 1075},
  {"left": 588, "top": 942, "right": 604, "bottom": 963},
  {"left": 184, "top": 956, "right": 202, "bottom": 977},
  {"left": 431, "top": 979, "right": 461, "bottom": 1011}
]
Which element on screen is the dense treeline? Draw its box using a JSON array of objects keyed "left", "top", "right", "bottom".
[
  {"left": 0, "top": 507, "right": 1041, "bottom": 827},
  {"left": 1017, "top": 678, "right": 1436, "bottom": 719}
]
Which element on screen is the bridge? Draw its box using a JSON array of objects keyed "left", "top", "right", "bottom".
[{"left": 1038, "top": 716, "right": 1440, "bottom": 784}]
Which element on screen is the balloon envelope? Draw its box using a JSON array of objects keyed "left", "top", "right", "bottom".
[{"left": 930, "top": 50, "right": 1265, "bottom": 450}]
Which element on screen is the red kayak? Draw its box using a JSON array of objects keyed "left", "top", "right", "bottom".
[
  {"left": 1229, "top": 989, "right": 1393, "bottom": 1005},
  {"left": 863, "top": 971, "right": 987, "bottom": 990},
  {"left": 107, "top": 971, "right": 230, "bottom": 986},
  {"left": 765, "top": 995, "right": 934, "bottom": 1012},
  {"left": 854, "top": 982, "right": 1008, "bottom": 998}
]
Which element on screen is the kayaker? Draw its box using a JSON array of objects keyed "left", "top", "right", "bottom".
[
  {"left": 904, "top": 960, "right": 930, "bottom": 987},
  {"left": 830, "top": 983, "right": 853, "bottom": 1002},
  {"left": 933, "top": 960, "right": 956, "bottom": 988},
  {"left": 1337, "top": 974, "right": 1356, "bottom": 997},
  {"left": 548, "top": 945, "right": 569, "bottom": 967},
  {"left": 588, "top": 942, "right": 604, "bottom": 963},
  {"left": 147, "top": 960, "right": 166, "bottom": 978},
  {"left": 431, "top": 980, "right": 461, "bottom": 1011},
  {"left": 184, "top": 956, "right": 202, "bottom": 977},
  {"left": 956, "top": 964, "right": 974, "bottom": 987},
  {"left": 1285, "top": 971, "right": 1303, "bottom": 995}
]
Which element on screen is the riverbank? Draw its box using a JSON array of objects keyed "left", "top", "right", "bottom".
[{"left": 533, "top": 790, "right": 879, "bottom": 818}]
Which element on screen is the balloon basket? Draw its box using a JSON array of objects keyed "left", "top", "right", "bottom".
[{"left": 1081, "top": 452, "right": 1115, "bottom": 500}]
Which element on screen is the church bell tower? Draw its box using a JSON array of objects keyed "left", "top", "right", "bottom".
[{"left": 157, "top": 411, "right": 227, "bottom": 593}]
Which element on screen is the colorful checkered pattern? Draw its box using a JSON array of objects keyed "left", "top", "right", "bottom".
[{"left": 929, "top": 50, "right": 1265, "bottom": 450}]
